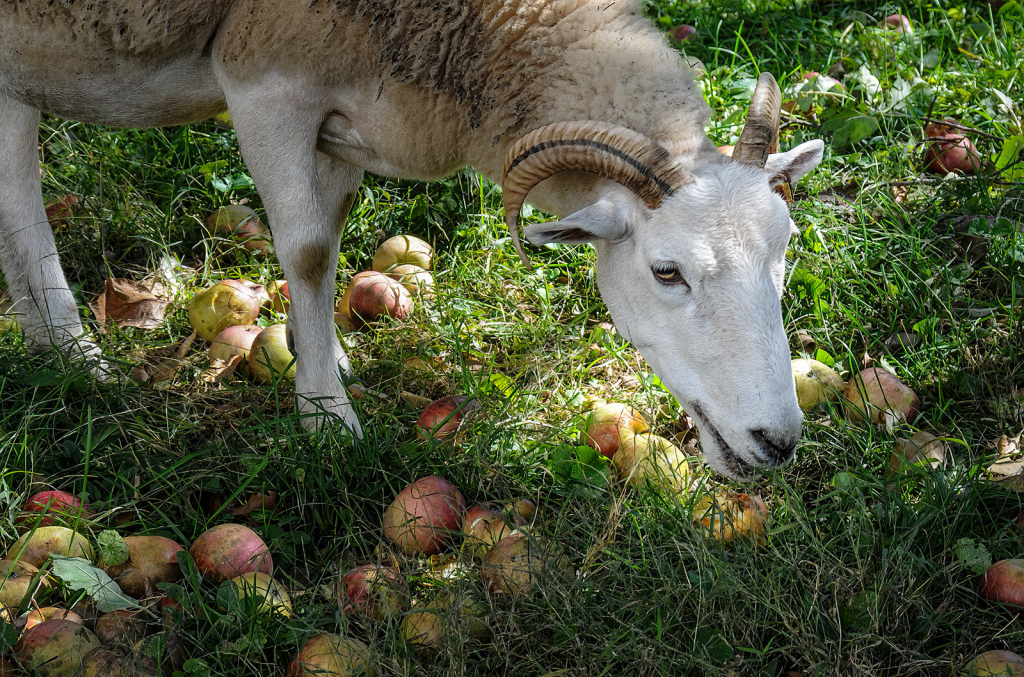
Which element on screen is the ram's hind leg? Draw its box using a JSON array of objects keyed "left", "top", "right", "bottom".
[
  {"left": 222, "top": 79, "right": 362, "bottom": 436},
  {"left": 0, "top": 93, "right": 107, "bottom": 373}
]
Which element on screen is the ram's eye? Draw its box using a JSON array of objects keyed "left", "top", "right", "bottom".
[{"left": 652, "top": 264, "right": 688, "bottom": 288}]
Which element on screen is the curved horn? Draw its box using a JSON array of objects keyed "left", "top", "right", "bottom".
[
  {"left": 502, "top": 121, "right": 689, "bottom": 268},
  {"left": 732, "top": 72, "right": 782, "bottom": 168}
]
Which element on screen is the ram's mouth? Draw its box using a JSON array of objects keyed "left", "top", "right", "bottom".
[{"left": 691, "top": 403, "right": 756, "bottom": 480}]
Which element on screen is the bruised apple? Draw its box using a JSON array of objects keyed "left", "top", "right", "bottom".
[
  {"left": 189, "top": 524, "right": 273, "bottom": 584},
  {"left": 980, "top": 559, "right": 1024, "bottom": 609},
  {"left": 94, "top": 609, "right": 152, "bottom": 645},
  {"left": 209, "top": 325, "right": 263, "bottom": 364},
  {"left": 613, "top": 433, "right": 690, "bottom": 493},
  {"left": 337, "top": 564, "right": 407, "bottom": 620},
  {"left": 843, "top": 367, "right": 920, "bottom": 426},
  {"left": 462, "top": 503, "right": 520, "bottom": 558},
  {"left": 188, "top": 279, "right": 266, "bottom": 341},
  {"left": 691, "top": 490, "right": 769, "bottom": 544},
  {"left": 206, "top": 205, "right": 272, "bottom": 254},
  {"left": 347, "top": 271, "right": 413, "bottom": 324},
  {"left": 100, "top": 535, "right": 184, "bottom": 599},
  {"left": 791, "top": 358, "right": 844, "bottom": 410},
  {"left": 6, "top": 526, "right": 94, "bottom": 567},
  {"left": 402, "top": 605, "right": 446, "bottom": 659},
  {"left": 16, "top": 619, "right": 102, "bottom": 677},
  {"left": 287, "top": 634, "right": 375, "bottom": 677},
  {"left": 580, "top": 403, "right": 650, "bottom": 458},
  {"left": 883, "top": 13, "right": 913, "bottom": 34},
  {"left": 962, "top": 651, "right": 1024, "bottom": 676},
  {"left": 383, "top": 476, "right": 465, "bottom": 556},
  {"left": 372, "top": 234, "right": 433, "bottom": 272},
  {"left": 79, "top": 645, "right": 159, "bottom": 677},
  {"left": 268, "top": 280, "right": 290, "bottom": 313},
  {"left": 670, "top": 24, "right": 696, "bottom": 43},
  {"left": 18, "top": 607, "right": 83, "bottom": 631},
  {"left": 924, "top": 121, "right": 982, "bottom": 176},
  {"left": 247, "top": 324, "right": 296, "bottom": 382}
]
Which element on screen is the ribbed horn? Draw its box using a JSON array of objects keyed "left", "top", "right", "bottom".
[
  {"left": 502, "top": 121, "right": 690, "bottom": 267},
  {"left": 732, "top": 72, "right": 782, "bottom": 168}
]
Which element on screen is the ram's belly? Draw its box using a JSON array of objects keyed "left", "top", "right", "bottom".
[{"left": 0, "top": 0, "right": 230, "bottom": 126}]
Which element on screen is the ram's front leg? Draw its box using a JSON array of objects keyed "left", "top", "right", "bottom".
[{"left": 223, "top": 83, "right": 363, "bottom": 436}]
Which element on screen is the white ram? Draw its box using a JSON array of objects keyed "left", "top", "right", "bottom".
[{"left": 0, "top": 0, "right": 824, "bottom": 479}]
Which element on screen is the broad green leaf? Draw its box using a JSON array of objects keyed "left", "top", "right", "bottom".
[
  {"left": 993, "top": 136, "right": 1024, "bottom": 182},
  {"left": 50, "top": 555, "right": 140, "bottom": 612},
  {"left": 97, "top": 530, "right": 129, "bottom": 567},
  {"left": 954, "top": 538, "right": 992, "bottom": 576}
]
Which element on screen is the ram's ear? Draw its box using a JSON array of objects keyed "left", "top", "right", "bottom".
[
  {"left": 765, "top": 139, "right": 825, "bottom": 188},
  {"left": 523, "top": 199, "right": 629, "bottom": 246}
]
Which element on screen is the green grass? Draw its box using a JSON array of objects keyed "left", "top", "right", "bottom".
[{"left": 3, "top": 1, "right": 1024, "bottom": 675}]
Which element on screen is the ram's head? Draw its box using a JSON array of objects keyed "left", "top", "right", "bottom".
[{"left": 503, "top": 74, "right": 824, "bottom": 480}]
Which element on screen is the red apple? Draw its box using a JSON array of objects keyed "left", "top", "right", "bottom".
[
  {"left": 580, "top": 402, "right": 650, "bottom": 458},
  {"left": 347, "top": 271, "right": 413, "bottom": 325},
  {"left": 842, "top": 367, "right": 920, "bottom": 426},
  {"left": 99, "top": 535, "right": 184, "bottom": 599},
  {"left": 337, "top": 564, "right": 407, "bottom": 620},
  {"left": 15, "top": 619, "right": 101, "bottom": 677},
  {"left": 20, "top": 490, "right": 88, "bottom": 528},
  {"left": 480, "top": 532, "right": 573, "bottom": 599},
  {"left": 670, "top": 24, "right": 697, "bottom": 43},
  {"left": 462, "top": 503, "right": 519, "bottom": 558},
  {"left": 416, "top": 396, "right": 480, "bottom": 440},
  {"left": 189, "top": 524, "right": 273, "bottom": 584},
  {"left": 209, "top": 324, "right": 264, "bottom": 364},
  {"left": 980, "top": 559, "right": 1024, "bottom": 609},
  {"left": 268, "top": 280, "right": 290, "bottom": 313},
  {"left": 206, "top": 205, "right": 272, "bottom": 254},
  {"left": 383, "top": 476, "right": 465, "bottom": 556},
  {"left": 884, "top": 13, "right": 913, "bottom": 34},
  {"left": 924, "top": 123, "right": 982, "bottom": 176}
]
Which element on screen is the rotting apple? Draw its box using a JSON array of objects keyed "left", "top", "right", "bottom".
[
  {"left": 980, "top": 559, "right": 1024, "bottom": 610},
  {"left": 791, "top": 358, "right": 844, "bottom": 410},
  {"left": 961, "top": 651, "right": 1024, "bottom": 676},
  {"left": 670, "top": 24, "right": 696, "bottom": 42},
  {"left": 100, "top": 535, "right": 184, "bottom": 599},
  {"left": 924, "top": 121, "right": 982, "bottom": 176},
  {"left": 402, "top": 605, "right": 446, "bottom": 660},
  {"left": 691, "top": 490, "right": 769, "bottom": 544},
  {"left": 15, "top": 619, "right": 102, "bottom": 677},
  {"left": 843, "top": 367, "right": 921, "bottom": 426},
  {"left": 347, "top": 271, "right": 413, "bottom": 325},
  {"left": 189, "top": 524, "right": 273, "bottom": 584},
  {"left": 613, "top": 433, "right": 691, "bottom": 493},
  {"left": 0, "top": 559, "right": 52, "bottom": 609},
  {"left": 385, "top": 264, "right": 434, "bottom": 297},
  {"left": 268, "top": 280, "right": 290, "bottom": 314},
  {"left": 462, "top": 503, "right": 518, "bottom": 558},
  {"left": 883, "top": 13, "right": 913, "bottom": 33},
  {"left": 228, "top": 572, "right": 293, "bottom": 618},
  {"left": 337, "top": 563, "right": 407, "bottom": 621},
  {"left": 209, "top": 325, "right": 264, "bottom": 364},
  {"left": 188, "top": 279, "right": 266, "bottom": 341},
  {"left": 5, "top": 526, "right": 94, "bottom": 567},
  {"left": 18, "top": 606, "right": 82, "bottom": 632},
  {"left": 247, "top": 324, "right": 296, "bottom": 383},
  {"left": 94, "top": 609, "right": 153, "bottom": 645},
  {"left": 580, "top": 402, "right": 650, "bottom": 459},
  {"left": 286, "top": 634, "right": 375, "bottom": 677},
  {"left": 480, "top": 532, "right": 573, "bottom": 599},
  {"left": 417, "top": 396, "right": 480, "bottom": 440}
]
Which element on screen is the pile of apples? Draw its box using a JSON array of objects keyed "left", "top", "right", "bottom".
[
  {"left": 0, "top": 490, "right": 292, "bottom": 676},
  {"left": 188, "top": 218, "right": 435, "bottom": 383},
  {"left": 579, "top": 401, "right": 770, "bottom": 544}
]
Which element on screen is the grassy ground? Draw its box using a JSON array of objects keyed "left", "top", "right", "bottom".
[{"left": 3, "top": 0, "right": 1024, "bottom": 675}]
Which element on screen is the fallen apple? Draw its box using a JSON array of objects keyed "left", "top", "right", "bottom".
[
  {"left": 792, "top": 358, "right": 844, "bottom": 410},
  {"left": 980, "top": 559, "right": 1024, "bottom": 609},
  {"left": 337, "top": 563, "right": 407, "bottom": 621},
  {"left": 188, "top": 279, "right": 266, "bottom": 341},
  {"left": 0, "top": 559, "right": 52, "bottom": 609},
  {"left": 209, "top": 324, "right": 264, "bottom": 364},
  {"left": 286, "top": 634, "right": 375, "bottom": 677},
  {"left": 5, "top": 526, "right": 94, "bottom": 567},
  {"left": 19, "top": 490, "right": 88, "bottom": 528},
  {"left": 247, "top": 324, "right": 296, "bottom": 383},
  {"left": 80, "top": 645, "right": 159, "bottom": 677},
  {"left": 402, "top": 605, "right": 446, "bottom": 659},
  {"left": 268, "top": 279, "right": 290, "bottom": 313},
  {"left": 18, "top": 606, "right": 82, "bottom": 632},
  {"left": 580, "top": 402, "right": 650, "bottom": 458},
  {"left": 462, "top": 503, "right": 519, "bottom": 558},
  {"left": 94, "top": 609, "right": 153, "bottom": 645},
  {"left": 670, "top": 24, "right": 696, "bottom": 43},
  {"left": 716, "top": 145, "right": 734, "bottom": 157},
  {"left": 504, "top": 498, "right": 537, "bottom": 522},
  {"left": 334, "top": 311, "right": 358, "bottom": 333},
  {"left": 613, "top": 433, "right": 690, "bottom": 492},
  {"left": 924, "top": 121, "right": 982, "bottom": 176},
  {"left": 889, "top": 431, "right": 947, "bottom": 476},
  {"left": 228, "top": 572, "right": 293, "bottom": 618},
  {"left": 15, "top": 619, "right": 102, "bottom": 677},
  {"left": 417, "top": 396, "right": 479, "bottom": 440},
  {"left": 480, "top": 532, "right": 573, "bottom": 598},
  {"left": 383, "top": 476, "right": 466, "bottom": 556},
  {"left": 883, "top": 13, "right": 913, "bottom": 33},
  {"left": 843, "top": 367, "right": 921, "bottom": 426},
  {"left": 962, "top": 651, "right": 1024, "bottom": 676},
  {"left": 385, "top": 263, "right": 434, "bottom": 297},
  {"left": 347, "top": 271, "right": 413, "bottom": 324},
  {"left": 100, "top": 535, "right": 184, "bottom": 599},
  {"left": 189, "top": 524, "right": 273, "bottom": 584},
  {"left": 372, "top": 234, "right": 433, "bottom": 272},
  {"left": 691, "top": 490, "right": 769, "bottom": 544},
  {"left": 206, "top": 204, "right": 272, "bottom": 254}
]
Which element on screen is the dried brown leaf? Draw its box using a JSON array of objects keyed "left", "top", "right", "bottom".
[
  {"left": 202, "top": 354, "right": 244, "bottom": 384},
  {"left": 231, "top": 491, "right": 280, "bottom": 517},
  {"left": 90, "top": 278, "right": 171, "bottom": 331},
  {"left": 401, "top": 391, "right": 432, "bottom": 409},
  {"left": 988, "top": 433, "right": 1024, "bottom": 491}
]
